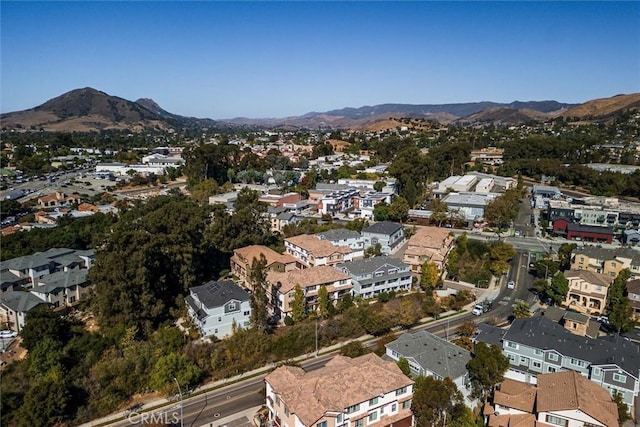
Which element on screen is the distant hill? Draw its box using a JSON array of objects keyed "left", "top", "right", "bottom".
[
  {"left": 561, "top": 93, "right": 640, "bottom": 120},
  {"left": 0, "top": 88, "right": 221, "bottom": 132},
  {"left": 456, "top": 107, "right": 554, "bottom": 125}
]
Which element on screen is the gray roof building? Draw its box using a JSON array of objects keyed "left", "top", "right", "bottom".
[
  {"left": 363, "top": 221, "right": 402, "bottom": 236},
  {"left": 473, "top": 323, "right": 507, "bottom": 347},
  {"left": 386, "top": 330, "right": 471, "bottom": 381},
  {"left": 316, "top": 228, "right": 362, "bottom": 242},
  {"left": 0, "top": 290, "right": 48, "bottom": 313},
  {"left": 186, "top": 280, "right": 250, "bottom": 314},
  {"left": 337, "top": 256, "right": 408, "bottom": 276},
  {"left": 505, "top": 316, "right": 639, "bottom": 376},
  {"left": 34, "top": 269, "right": 89, "bottom": 294}
]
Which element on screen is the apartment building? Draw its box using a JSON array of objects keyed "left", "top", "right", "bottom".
[
  {"left": 266, "top": 266, "right": 352, "bottom": 320},
  {"left": 230, "top": 245, "right": 297, "bottom": 286},
  {"left": 336, "top": 257, "right": 412, "bottom": 299},
  {"left": 265, "top": 353, "right": 414, "bottom": 427},
  {"left": 285, "top": 234, "right": 354, "bottom": 269},
  {"left": 563, "top": 270, "right": 613, "bottom": 315},
  {"left": 316, "top": 229, "right": 365, "bottom": 259},
  {"left": 570, "top": 246, "right": 640, "bottom": 279},
  {"left": 402, "top": 226, "right": 455, "bottom": 273}
]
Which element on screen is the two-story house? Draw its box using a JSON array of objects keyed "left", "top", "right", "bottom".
[
  {"left": 336, "top": 257, "right": 412, "bottom": 299},
  {"left": 265, "top": 353, "right": 414, "bottom": 427},
  {"left": 402, "top": 226, "right": 455, "bottom": 274},
  {"left": 230, "top": 245, "right": 298, "bottom": 286},
  {"left": 494, "top": 316, "right": 639, "bottom": 410},
  {"left": 0, "top": 290, "right": 49, "bottom": 332},
  {"left": 563, "top": 270, "right": 613, "bottom": 315},
  {"left": 353, "top": 191, "right": 393, "bottom": 220},
  {"left": 0, "top": 248, "right": 94, "bottom": 285},
  {"left": 285, "top": 234, "right": 353, "bottom": 269},
  {"left": 488, "top": 372, "right": 619, "bottom": 427},
  {"left": 570, "top": 246, "right": 640, "bottom": 279},
  {"left": 30, "top": 268, "right": 92, "bottom": 309},
  {"left": 362, "top": 222, "right": 405, "bottom": 255},
  {"left": 185, "top": 280, "right": 251, "bottom": 339},
  {"left": 266, "top": 266, "right": 352, "bottom": 320},
  {"left": 385, "top": 331, "right": 473, "bottom": 404},
  {"left": 626, "top": 279, "right": 640, "bottom": 321},
  {"left": 37, "top": 190, "right": 82, "bottom": 209},
  {"left": 316, "top": 229, "right": 365, "bottom": 260}
]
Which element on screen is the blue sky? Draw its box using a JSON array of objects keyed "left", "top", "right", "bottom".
[{"left": 2, "top": 1, "right": 639, "bottom": 119}]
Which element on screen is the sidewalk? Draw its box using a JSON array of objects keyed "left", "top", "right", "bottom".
[{"left": 197, "top": 405, "right": 263, "bottom": 427}]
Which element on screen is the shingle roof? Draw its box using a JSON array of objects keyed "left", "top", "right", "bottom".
[
  {"left": 493, "top": 379, "right": 536, "bottom": 413},
  {"left": 232, "top": 245, "right": 296, "bottom": 268},
  {"left": 267, "top": 266, "right": 350, "bottom": 294},
  {"left": 386, "top": 330, "right": 471, "bottom": 380},
  {"left": 573, "top": 246, "right": 640, "bottom": 265},
  {"left": 265, "top": 354, "right": 414, "bottom": 427},
  {"left": 407, "top": 226, "right": 454, "bottom": 250},
  {"left": 0, "top": 291, "right": 48, "bottom": 312},
  {"left": 564, "top": 270, "right": 613, "bottom": 287},
  {"left": 316, "top": 228, "right": 361, "bottom": 242},
  {"left": 189, "top": 280, "right": 250, "bottom": 309},
  {"left": 33, "top": 269, "right": 89, "bottom": 294},
  {"left": 336, "top": 256, "right": 408, "bottom": 277},
  {"left": 363, "top": 221, "right": 403, "bottom": 236},
  {"left": 474, "top": 323, "right": 507, "bottom": 347},
  {"left": 626, "top": 279, "right": 640, "bottom": 295},
  {"left": 505, "top": 316, "right": 640, "bottom": 376},
  {"left": 536, "top": 371, "right": 619, "bottom": 427}
]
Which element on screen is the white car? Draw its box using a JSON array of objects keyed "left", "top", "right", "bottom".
[
  {"left": 507, "top": 280, "right": 515, "bottom": 289},
  {"left": 0, "top": 330, "right": 17, "bottom": 338},
  {"left": 471, "top": 305, "right": 484, "bottom": 316}
]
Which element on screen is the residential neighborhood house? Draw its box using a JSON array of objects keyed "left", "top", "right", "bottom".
[{"left": 337, "top": 257, "right": 412, "bottom": 299}]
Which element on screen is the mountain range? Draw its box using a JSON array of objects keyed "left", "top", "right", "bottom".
[{"left": 1, "top": 87, "right": 639, "bottom": 133}]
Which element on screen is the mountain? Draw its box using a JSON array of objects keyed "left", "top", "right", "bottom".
[
  {"left": 0, "top": 88, "right": 221, "bottom": 132},
  {"left": 561, "top": 93, "right": 640, "bottom": 120},
  {"left": 221, "top": 100, "right": 576, "bottom": 129}
]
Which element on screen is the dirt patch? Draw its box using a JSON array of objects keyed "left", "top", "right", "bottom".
[{"left": 0, "top": 337, "right": 27, "bottom": 370}]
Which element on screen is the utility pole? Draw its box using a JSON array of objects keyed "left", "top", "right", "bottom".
[
  {"left": 315, "top": 320, "right": 318, "bottom": 357},
  {"left": 174, "top": 377, "right": 184, "bottom": 427}
]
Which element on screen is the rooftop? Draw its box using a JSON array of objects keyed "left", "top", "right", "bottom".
[
  {"left": 336, "top": 256, "right": 408, "bottom": 277},
  {"left": 189, "top": 280, "right": 250, "bottom": 309},
  {"left": 267, "top": 266, "right": 350, "bottom": 294},
  {"left": 265, "top": 354, "right": 414, "bottom": 427},
  {"left": 286, "top": 234, "right": 352, "bottom": 257},
  {"left": 362, "top": 221, "right": 403, "bottom": 236},
  {"left": 316, "top": 228, "right": 361, "bottom": 242},
  {"left": 0, "top": 290, "right": 48, "bottom": 312}
]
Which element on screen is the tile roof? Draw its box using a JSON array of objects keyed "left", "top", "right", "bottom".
[
  {"left": 363, "top": 221, "right": 403, "bottom": 236},
  {"left": 564, "top": 270, "right": 613, "bottom": 287},
  {"left": 336, "top": 256, "right": 409, "bottom": 277},
  {"left": 286, "top": 235, "right": 352, "bottom": 257},
  {"left": 265, "top": 354, "right": 414, "bottom": 427},
  {"left": 494, "top": 379, "right": 536, "bottom": 413},
  {"left": 407, "top": 226, "right": 454, "bottom": 250},
  {"left": 536, "top": 371, "right": 619, "bottom": 427},
  {"left": 233, "top": 245, "right": 296, "bottom": 268},
  {"left": 267, "top": 266, "right": 350, "bottom": 294},
  {"left": 504, "top": 316, "right": 640, "bottom": 376},
  {"left": 0, "top": 290, "right": 48, "bottom": 312},
  {"left": 189, "top": 280, "right": 250, "bottom": 309},
  {"left": 386, "top": 330, "right": 471, "bottom": 380},
  {"left": 626, "top": 279, "right": 640, "bottom": 295}
]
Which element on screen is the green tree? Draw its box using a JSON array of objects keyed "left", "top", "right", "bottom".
[
  {"left": 373, "top": 181, "right": 385, "bottom": 192},
  {"left": 613, "top": 390, "right": 631, "bottom": 425},
  {"left": 340, "top": 341, "right": 370, "bottom": 358},
  {"left": 249, "top": 255, "right": 270, "bottom": 332},
  {"left": 549, "top": 273, "right": 569, "bottom": 305},
  {"left": 429, "top": 198, "right": 449, "bottom": 227},
  {"left": 16, "top": 376, "right": 72, "bottom": 427},
  {"left": 420, "top": 261, "right": 439, "bottom": 291},
  {"left": 373, "top": 203, "right": 390, "bottom": 221},
  {"left": 412, "top": 375, "right": 463, "bottom": 427},
  {"left": 317, "top": 285, "right": 330, "bottom": 318},
  {"left": 397, "top": 357, "right": 411, "bottom": 376},
  {"left": 149, "top": 352, "right": 202, "bottom": 395},
  {"left": 389, "top": 196, "right": 409, "bottom": 222},
  {"left": 292, "top": 284, "right": 307, "bottom": 323},
  {"left": 20, "top": 306, "right": 72, "bottom": 351},
  {"left": 513, "top": 301, "right": 531, "bottom": 319},
  {"left": 609, "top": 298, "right": 636, "bottom": 333},
  {"left": 466, "top": 342, "right": 510, "bottom": 400}
]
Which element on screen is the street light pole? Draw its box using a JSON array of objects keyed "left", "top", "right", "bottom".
[
  {"left": 174, "top": 377, "right": 184, "bottom": 427},
  {"left": 315, "top": 320, "right": 318, "bottom": 357}
]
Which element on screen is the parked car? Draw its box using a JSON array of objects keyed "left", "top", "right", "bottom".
[
  {"left": 507, "top": 280, "right": 515, "bottom": 289},
  {"left": 0, "top": 330, "right": 17, "bottom": 338},
  {"left": 596, "top": 316, "right": 609, "bottom": 324},
  {"left": 472, "top": 305, "right": 484, "bottom": 316}
]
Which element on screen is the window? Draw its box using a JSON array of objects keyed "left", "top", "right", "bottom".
[
  {"left": 368, "top": 412, "right": 377, "bottom": 422},
  {"left": 520, "top": 356, "right": 529, "bottom": 365},
  {"left": 532, "top": 361, "right": 542, "bottom": 369},
  {"left": 244, "top": 311, "right": 250, "bottom": 316},
  {"left": 337, "top": 415, "right": 342, "bottom": 423},
  {"left": 369, "top": 397, "right": 378, "bottom": 405},
  {"left": 548, "top": 366, "right": 556, "bottom": 373},
  {"left": 374, "top": 271, "right": 384, "bottom": 278},
  {"left": 592, "top": 367, "right": 601, "bottom": 376},
  {"left": 276, "top": 396, "right": 281, "bottom": 406},
  {"left": 346, "top": 404, "right": 360, "bottom": 414},
  {"left": 507, "top": 353, "right": 516, "bottom": 362},
  {"left": 214, "top": 328, "right": 218, "bottom": 334},
  {"left": 354, "top": 420, "right": 363, "bottom": 427},
  {"left": 317, "top": 421, "right": 327, "bottom": 427},
  {"left": 285, "top": 407, "right": 290, "bottom": 417},
  {"left": 545, "top": 415, "right": 568, "bottom": 427},
  {"left": 395, "top": 387, "right": 407, "bottom": 396},
  {"left": 506, "top": 341, "right": 518, "bottom": 349},
  {"left": 613, "top": 373, "right": 627, "bottom": 383},
  {"left": 388, "top": 269, "right": 398, "bottom": 275},
  {"left": 401, "top": 400, "right": 411, "bottom": 410},
  {"left": 570, "top": 358, "right": 585, "bottom": 367},
  {"left": 391, "top": 404, "right": 397, "bottom": 413},
  {"left": 548, "top": 353, "right": 559, "bottom": 361}
]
